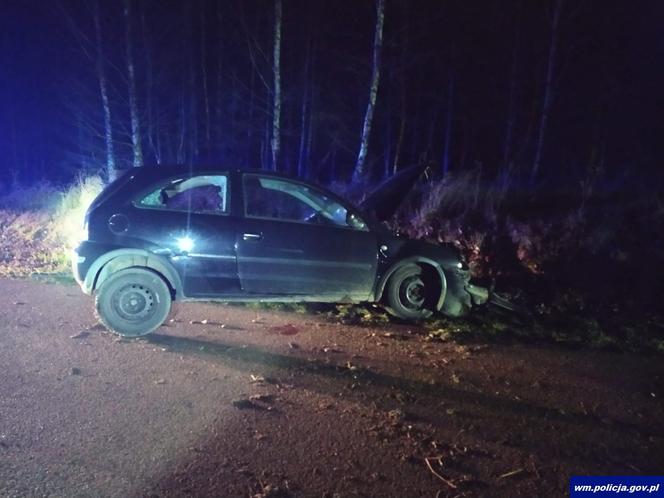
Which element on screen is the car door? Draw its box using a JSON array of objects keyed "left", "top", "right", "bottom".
[
  {"left": 236, "top": 173, "right": 378, "bottom": 300},
  {"left": 126, "top": 173, "right": 240, "bottom": 298}
]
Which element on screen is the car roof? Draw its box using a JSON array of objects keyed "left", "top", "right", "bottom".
[{"left": 127, "top": 164, "right": 303, "bottom": 181}]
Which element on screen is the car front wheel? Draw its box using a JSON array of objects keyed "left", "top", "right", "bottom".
[
  {"left": 384, "top": 264, "right": 438, "bottom": 320},
  {"left": 95, "top": 267, "right": 172, "bottom": 337}
]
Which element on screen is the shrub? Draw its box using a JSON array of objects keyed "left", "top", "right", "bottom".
[
  {"left": 0, "top": 181, "right": 61, "bottom": 211},
  {"left": 51, "top": 175, "right": 105, "bottom": 249},
  {"left": 0, "top": 175, "right": 105, "bottom": 277}
]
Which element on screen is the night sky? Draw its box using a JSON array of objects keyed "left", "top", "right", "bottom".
[{"left": 1, "top": 0, "right": 663, "bottom": 190}]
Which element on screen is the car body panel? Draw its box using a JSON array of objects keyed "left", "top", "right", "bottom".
[
  {"left": 73, "top": 164, "right": 488, "bottom": 318},
  {"left": 236, "top": 216, "right": 377, "bottom": 300},
  {"left": 124, "top": 207, "right": 240, "bottom": 297},
  {"left": 359, "top": 162, "right": 429, "bottom": 222}
]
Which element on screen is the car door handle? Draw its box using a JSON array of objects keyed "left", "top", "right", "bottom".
[{"left": 243, "top": 233, "right": 263, "bottom": 241}]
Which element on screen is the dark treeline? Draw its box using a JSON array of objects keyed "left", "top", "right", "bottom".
[{"left": 1, "top": 0, "right": 662, "bottom": 191}]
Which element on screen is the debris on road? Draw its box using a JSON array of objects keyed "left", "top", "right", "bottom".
[
  {"left": 232, "top": 399, "right": 264, "bottom": 410},
  {"left": 424, "top": 456, "right": 457, "bottom": 489},
  {"left": 268, "top": 324, "right": 299, "bottom": 336},
  {"left": 498, "top": 468, "right": 525, "bottom": 479},
  {"left": 252, "top": 484, "right": 291, "bottom": 498},
  {"left": 249, "top": 394, "right": 274, "bottom": 403}
]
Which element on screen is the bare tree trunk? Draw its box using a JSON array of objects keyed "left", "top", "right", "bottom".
[
  {"left": 177, "top": 91, "right": 186, "bottom": 163},
  {"left": 215, "top": 0, "right": 224, "bottom": 150},
  {"left": 442, "top": 71, "right": 454, "bottom": 177},
  {"left": 391, "top": 3, "right": 408, "bottom": 176},
  {"left": 353, "top": 0, "right": 385, "bottom": 183},
  {"left": 531, "top": 0, "right": 563, "bottom": 182},
  {"left": 140, "top": 3, "right": 161, "bottom": 164},
  {"left": 123, "top": 0, "right": 143, "bottom": 168},
  {"left": 503, "top": 20, "right": 520, "bottom": 171},
  {"left": 271, "top": 0, "right": 283, "bottom": 171},
  {"left": 383, "top": 83, "right": 392, "bottom": 179},
  {"left": 200, "top": 3, "right": 211, "bottom": 148},
  {"left": 93, "top": 0, "right": 116, "bottom": 181},
  {"left": 297, "top": 20, "right": 313, "bottom": 179},
  {"left": 185, "top": 3, "right": 198, "bottom": 162}
]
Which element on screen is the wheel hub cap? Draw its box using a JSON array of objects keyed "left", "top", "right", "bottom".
[
  {"left": 112, "top": 284, "right": 155, "bottom": 322},
  {"left": 401, "top": 277, "right": 425, "bottom": 309}
]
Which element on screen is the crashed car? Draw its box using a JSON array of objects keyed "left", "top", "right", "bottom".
[{"left": 72, "top": 164, "right": 489, "bottom": 336}]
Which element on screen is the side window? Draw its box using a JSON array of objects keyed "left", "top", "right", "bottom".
[
  {"left": 243, "top": 175, "right": 367, "bottom": 230},
  {"left": 137, "top": 175, "right": 229, "bottom": 214}
]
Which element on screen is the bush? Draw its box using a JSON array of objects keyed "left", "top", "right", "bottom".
[
  {"left": 0, "top": 181, "right": 61, "bottom": 211},
  {"left": 0, "top": 175, "right": 105, "bottom": 277},
  {"left": 51, "top": 175, "right": 105, "bottom": 249}
]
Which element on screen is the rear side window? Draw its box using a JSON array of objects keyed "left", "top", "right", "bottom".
[
  {"left": 89, "top": 169, "right": 135, "bottom": 212},
  {"left": 136, "top": 175, "right": 229, "bottom": 214}
]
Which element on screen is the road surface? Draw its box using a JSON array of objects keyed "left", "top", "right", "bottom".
[{"left": 0, "top": 278, "right": 662, "bottom": 497}]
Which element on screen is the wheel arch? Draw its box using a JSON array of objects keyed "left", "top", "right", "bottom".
[
  {"left": 376, "top": 257, "right": 448, "bottom": 311},
  {"left": 84, "top": 249, "right": 183, "bottom": 299}
]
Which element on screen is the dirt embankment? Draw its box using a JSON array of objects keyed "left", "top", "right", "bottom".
[{"left": 1, "top": 278, "right": 662, "bottom": 498}]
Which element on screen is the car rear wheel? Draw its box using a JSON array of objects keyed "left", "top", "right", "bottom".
[
  {"left": 95, "top": 268, "right": 172, "bottom": 337},
  {"left": 384, "top": 264, "right": 437, "bottom": 320}
]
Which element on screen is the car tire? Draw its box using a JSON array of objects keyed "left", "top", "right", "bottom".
[
  {"left": 384, "top": 264, "right": 437, "bottom": 320},
  {"left": 95, "top": 267, "right": 172, "bottom": 337}
]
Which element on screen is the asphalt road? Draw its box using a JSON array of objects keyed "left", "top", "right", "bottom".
[{"left": 0, "top": 278, "right": 662, "bottom": 498}]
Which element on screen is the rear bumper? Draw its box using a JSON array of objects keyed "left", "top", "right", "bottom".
[
  {"left": 71, "top": 241, "right": 113, "bottom": 294},
  {"left": 71, "top": 246, "right": 88, "bottom": 292}
]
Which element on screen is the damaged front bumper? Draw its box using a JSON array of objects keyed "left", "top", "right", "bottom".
[
  {"left": 439, "top": 267, "right": 489, "bottom": 317},
  {"left": 466, "top": 283, "right": 489, "bottom": 306}
]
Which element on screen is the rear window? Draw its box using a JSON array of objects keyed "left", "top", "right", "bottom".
[{"left": 135, "top": 174, "right": 229, "bottom": 214}]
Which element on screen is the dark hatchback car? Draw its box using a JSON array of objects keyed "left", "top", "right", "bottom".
[{"left": 72, "top": 164, "right": 489, "bottom": 336}]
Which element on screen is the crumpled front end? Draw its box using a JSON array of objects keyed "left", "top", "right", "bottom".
[{"left": 439, "top": 266, "right": 489, "bottom": 317}]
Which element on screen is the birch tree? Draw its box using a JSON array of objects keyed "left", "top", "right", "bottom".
[
  {"left": 123, "top": 0, "right": 143, "bottom": 168},
  {"left": 353, "top": 0, "right": 385, "bottom": 183},
  {"left": 271, "top": 0, "right": 282, "bottom": 171},
  {"left": 92, "top": 0, "right": 116, "bottom": 182}
]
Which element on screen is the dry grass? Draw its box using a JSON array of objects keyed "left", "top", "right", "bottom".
[{"left": 0, "top": 176, "right": 104, "bottom": 277}]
